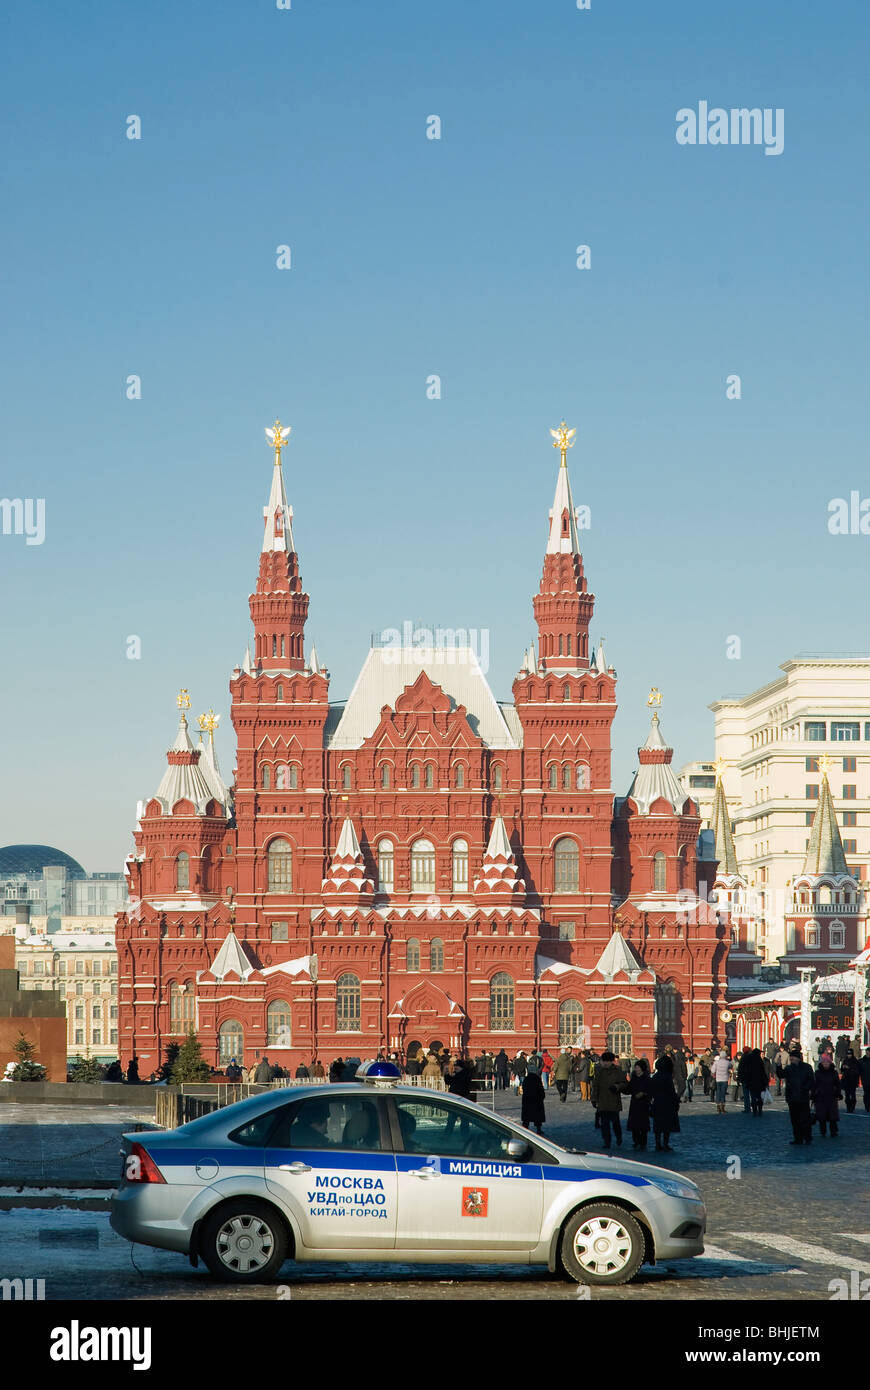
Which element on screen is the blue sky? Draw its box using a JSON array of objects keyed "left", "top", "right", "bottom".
[{"left": 1, "top": 0, "right": 868, "bottom": 868}]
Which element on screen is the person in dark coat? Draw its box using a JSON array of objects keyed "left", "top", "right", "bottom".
[
  {"left": 622, "top": 1059, "right": 651, "bottom": 1149},
  {"left": 840, "top": 1052, "right": 860, "bottom": 1113},
  {"left": 649, "top": 1055, "right": 680, "bottom": 1151},
  {"left": 776, "top": 1047, "right": 815, "bottom": 1144},
  {"left": 735, "top": 1050, "right": 753, "bottom": 1113},
  {"left": 590, "top": 1051, "right": 624, "bottom": 1149},
  {"left": 126, "top": 1055, "right": 140, "bottom": 1084},
  {"left": 520, "top": 1066, "right": 546, "bottom": 1134},
  {"left": 743, "top": 1048, "right": 770, "bottom": 1116},
  {"left": 254, "top": 1056, "right": 272, "bottom": 1083},
  {"left": 494, "top": 1049, "right": 509, "bottom": 1090},
  {"left": 858, "top": 1047, "right": 870, "bottom": 1113},
  {"left": 814, "top": 1052, "right": 842, "bottom": 1136},
  {"left": 447, "top": 1056, "right": 474, "bottom": 1100},
  {"left": 329, "top": 1057, "right": 344, "bottom": 1083}
]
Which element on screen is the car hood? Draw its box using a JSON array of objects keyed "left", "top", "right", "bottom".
[{"left": 549, "top": 1147, "right": 701, "bottom": 1191}]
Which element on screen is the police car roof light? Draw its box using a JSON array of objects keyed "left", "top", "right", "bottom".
[{"left": 357, "top": 1059, "right": 402, "bottom": 1084}]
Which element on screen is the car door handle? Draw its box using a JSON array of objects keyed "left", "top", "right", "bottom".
[
  {"left": 409, "top": 1167, "right": 441, "bottom": 1179},
  {"left": 278, "top": 1162, "right": 312, "bottom": 1173}
]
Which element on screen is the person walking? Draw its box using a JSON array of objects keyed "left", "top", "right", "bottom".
[
  {"left": 735, "top": 1050, "right": 753, "bottom": 1113},
  {"left": 591, "top": 1051, "right": 624, "bottom": 1150},
  {"left": 512, "top": 1050, "right": 527, "bottom": 1092},
  {"left": 448, "top": 1055, "right": 475, "bottom": 1100},
  {"left": 698, "top": 1049, "right": 713, "bottom": 1097},
  {"left": 225, "top": 1057, "right": 243, "bottom": 1083},
  {"left": 422, "top": 1051, "right": 444, "bottom": 1085},
  {"left": 294, "top": 1061, "right": 310, "bottom": 1080},
  {"left": 840, "top": 1050, "right": 860, "bottom": 1114},
  {"left": 858, "top": 1047, "right": 870, "bottom": 1113},
  {"left": 814, "top": 1051, "right": 842, "bottom": 1137},
  {"left": 711, "top": 1050, "right": 731, "bottom": 1114},
  {"left": 254, "top": 1055, "right": 272, "bottom": 1084},
  {"left": 777, "top": 1047, "right": 815, "bottom": 1145},
  {"left": 649, "top": 1055, "right": 680, "bottom": 1151},
  {"left": 494, "top": 1048, "right": 509, "bottom": 1091},
  {"left": 775, "top": 1044, "right": 789, "bottom": 1095},
  {"left": 743, "top": 1048, "right": 769, "bottom": 1117},
  {"left": 552, "top": 1048, "right": 573, "bottom": 1103},
  {"left": 623, "top": 1059, "right": 651, "bottom": 1149},
  {"left": 575, "top": 1050, "right": 591, "bottom": 1100},
  {"left": 540, "top": 1049, "right": 554, "bottom": 1090},
  {"left": 521, "top": 1064, "right": 546, "bottom": 1134},
  {"left": 328, "top": 1056, "right": 344, "bottom": 1083}
]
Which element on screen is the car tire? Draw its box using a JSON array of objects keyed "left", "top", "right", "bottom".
[
  {"left": 559, "top": 1203, "right": 645, "bottom": 1286},
  {"left": 200, "top": 1200, "right": 289, "bottom": 1283}
]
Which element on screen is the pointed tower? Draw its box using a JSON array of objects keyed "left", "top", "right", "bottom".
[
  {"left": 472, "top": 814, "right": 527, "bottom": 906},
  {"left": 708, "top": 759, "right": 760, "bottom": 978},
  {"left": 321, "top": 817, "right": 375, "bottom": 906},
  {"left": 533, "top": 422, "right": 595, "bottom": 670},
  {"left": 781, "top": 754, "right": 865, "bottom": 971},
  {"left": 248, "top": 420, "right": 309, "bottom": 672}
]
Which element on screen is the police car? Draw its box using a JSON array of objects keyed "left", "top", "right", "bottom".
[{"left": 110, "top": 1063, "right": 705, "bottom": 1286}]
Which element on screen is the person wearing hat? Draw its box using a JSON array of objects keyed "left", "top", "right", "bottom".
[
  {"left": 814, "top": 1050, "right": 842, "bottom": 1137},
  {"left": 776, "top": 1046, "right": 815, "bottom": 1145},
  {"left": 590, "top": 1051, "right": 625, "bottom": 1150}
]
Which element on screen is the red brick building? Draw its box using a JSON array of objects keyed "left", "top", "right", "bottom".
[{"left": 116, "top": 423, "right": 728, "bottom": 1074}]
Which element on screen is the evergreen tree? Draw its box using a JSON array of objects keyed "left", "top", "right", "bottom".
[
  {"left": 170, "top": 1030, "right": 211, "bottom": 1083},
  {"left": 69, "top": 1055, "right": 104, "bottom": 1083},
  {"left": 11, "top": 1031, "right": 46, "bottom": 1082}
]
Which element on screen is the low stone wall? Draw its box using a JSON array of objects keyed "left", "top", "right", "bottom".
[{"left": 0, "top": 1081, "right": 159, "bottom": 1105}]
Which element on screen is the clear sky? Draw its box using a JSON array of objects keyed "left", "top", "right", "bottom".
[{"left": 1, "top": 0, "right": 868, "bottom": 869}]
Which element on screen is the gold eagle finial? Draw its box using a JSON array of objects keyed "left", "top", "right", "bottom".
[{"left": 549, "top": 421, "right": 576, "bottom": 467}]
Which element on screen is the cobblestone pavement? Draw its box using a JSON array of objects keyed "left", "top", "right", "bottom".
[
  {"left": 0, "top": 1103, "right": 156, "bottom": 1185},
  {"left": 0, "top": 1086, "right": 867, "bottom": 1300}
]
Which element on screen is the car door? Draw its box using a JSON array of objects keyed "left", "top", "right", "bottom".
[
  {"left": 389, "top": 1094, "right": 543, "bottom": 1252},
  {"left": 264, "top": 1092, "right": 397, "bottom": 1250}
]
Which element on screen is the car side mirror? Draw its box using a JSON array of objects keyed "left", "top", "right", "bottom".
[{"left": 506, "top": 1138, "right": 531, "bottom": 1160}]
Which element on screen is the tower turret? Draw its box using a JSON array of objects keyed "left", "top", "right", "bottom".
[
  {"left": 249, "top": 420, "right": 309, "bottom": 672},
  {"left": 533, "top": 422, "right": 595, "bottom": 670}
]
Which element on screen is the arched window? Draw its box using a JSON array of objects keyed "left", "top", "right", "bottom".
[
  {"left": 341, "top": 765, "right": 352, "bottom": 790},
  {"left": 411, "top": 765, "right": 421, "bottom": 789},
  {"left": 267, "top": 838, "right": 293, "bottom": 892},
  {"left": 606, "top": 1019, "right": 632, "bottom": 1058},
  {"left": 655, "top": 981, "right": 680, "bottom": 1036},
  {"left": 410, "top": 838, "right": 435, "bottom": 891},
  {"left": 563, "top": 764, "right": 571, "bottom": 790},
  {"left": 452, "top": 839, "right": 469, "bottom": 892},
  {"left": 406, "top": 938, "right": 421, "bottom": 971},
  {"left": 559, "top": 999, "right": 583, "bottom": 1046},
  {"left": 272, "top": 636, "right": 277, "bottom": 657},
  {"left": 489, "top": 972, "right": 514, "bottom": 1031},
  {"left": 336, "top": 973, "right": 361, "bottom": 1032},
  {"left": 548, "top": 765, "right": 558, "bottom": 790},
  {"left": 262, "top": 765, "right": 271, "bottom": 790},
  {"left": 653, "top": 852, "right": 667, "bottom": 891},
  {"left": 554, "top": 838, "right": 579, "bottom": 893},
  {"left": 377, "top": 839, "right": 394, "bottom": 893},
  {"left": 563, "top": 683, "right": 571, "bottom": 701},
  {"left": 576, "top": 763, "right": 589, "bottom": 790},
  {"left": 493, "top": 765, "right": 503, "bottom": 790},
  {"left": 430, "top": 938, "right": 444, "bottom": 972},
  {"left": 176, "top": 852, "right": 190, "bottom": 891},
  {"left": 276, "top": 684, "right": 284, "bottom": 702},
  {"left": 275, "top": 764, "right": 288, "bottom": 790},
  {"left": 380, "top": 763, "right": 391, "bottom": 789},
  {"left": 200, "top": 847, "right": 213, "bottom": 893},
  {"left": 455, "top": 764, "right": 465, "bottom": 788},
  {"left": 676, "top": 846, "right": 686, "bottom": 890},
  {"left": 169, "top": 979, "right": 195, "bottom": 1033},
  {"left": 559, "top": 634, "right": 564, "bottom": 656},
  {"left": 218, "top": 1019, "right": 243, "bottom": 1065},
  {"left": 425, "top": 763, "right": 434, "bottom": 789},
  {"left": 267, "top": 999, "right": 292, "bottom": 1047},
  {"left": 288, "top": 764, "right": 298, "bottom": 789}
]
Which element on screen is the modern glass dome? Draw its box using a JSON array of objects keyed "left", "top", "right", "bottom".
[{"left": 0, "top": 845, "right": 87, "bottom": 878}]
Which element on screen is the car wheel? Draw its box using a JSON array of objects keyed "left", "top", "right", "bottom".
[
  {"left": 560, "top": 1203, "right": 645, "bottom": 1285},
  {"left": 201, "top": 1200, "right": 288, "bottom": 1283}
]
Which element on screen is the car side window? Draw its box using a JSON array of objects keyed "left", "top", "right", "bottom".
[
  {"left": 228, "top": 1109, "right": 285, "bottom": 1147},
  {"left": 393, "top": 1098, "right": 516, "bottom": 1160},
  {"left": 267, "top": 1096, "right": 383, "bottom": 1152}
]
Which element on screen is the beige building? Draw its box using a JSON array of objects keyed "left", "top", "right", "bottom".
[
  {"left": 706, "top": 655, "right": 870, "bottom": 965},
  {"left": 8, "top": 922, "right": 118, "bottom": 1063}
]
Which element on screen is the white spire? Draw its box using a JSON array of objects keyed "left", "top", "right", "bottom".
[
  {"left": 262, "top": 435, "right": 295, "bottom": 554},
  {"left": 595, "top": 929, "right": 642, "bottom": 980},
  {"left": 335, "top": 816, "right": 361, "bottom": 858},
  {"left": 594, "top": 636, "right": 607, "bottom": 673},
  {"left": 527, "top": 643, "right": 538, "bottom": 675},
  {"left": 484, "top": 814, "right": 513, "bottom": 861},
  {"left": 242, "top": 645, "right": 252, "bottom": 675},
  {"left": 309, "top": 643, "right": 320, "bottom": 674},
  {"left": 546, "top": 457, "right": 581, "bottom": 554},
  {"left": 210, "top": 928, "right": 254, "bottom": 981}
]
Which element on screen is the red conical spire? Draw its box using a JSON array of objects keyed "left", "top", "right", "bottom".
[
  {"left": 533, "top": 423, "right": 594, "bottom": 671},
  {"left": 248, "top": 420, "right": 309, "bottom": 672}
]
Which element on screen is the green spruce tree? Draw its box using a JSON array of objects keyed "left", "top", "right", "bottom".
[{"left": 170, "top": 1030, "right": 211, "bottom": 1083}]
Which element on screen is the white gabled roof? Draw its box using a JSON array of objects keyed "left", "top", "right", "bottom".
[
  {"left": 327, "top": 646, "right": 521, "bottom": 749},
  {"left": 594, "top": 930, "right": 644, "bottom": 979},
  {"left": 210, "top": 929, "right": 256, "bottom": 980},
  {"left": 153, "top": 716, "right": 222, "bottom": 815},
  {"left": 260, "top": 954, "right": 316, "bottom": 979}
]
